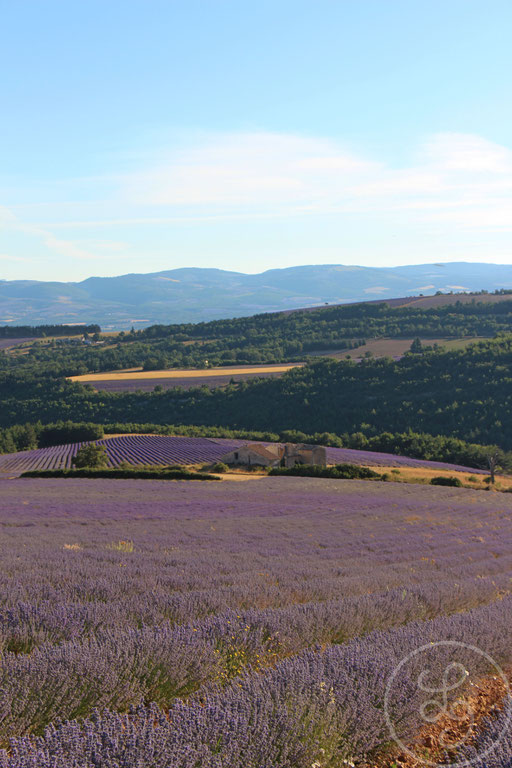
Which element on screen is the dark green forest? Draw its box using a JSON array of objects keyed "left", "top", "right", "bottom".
[{"left": 1, "top": 336, "right": 511, "bottom": 450}]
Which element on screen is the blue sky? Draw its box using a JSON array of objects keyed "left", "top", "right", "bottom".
[{"left": 1, "top": 0, "right": 511, "bottom": 281}]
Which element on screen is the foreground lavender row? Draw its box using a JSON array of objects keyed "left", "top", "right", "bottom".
[
  {"left": 0, "top": 433, "right": 486, "bottom": 473},
  {"left": 0, "top": 476, "right": 511, "bottom": 765},
  {"left": 4, "top": 599, "right": 512, "bottom": 768}
]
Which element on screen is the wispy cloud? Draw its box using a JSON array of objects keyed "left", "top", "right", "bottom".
[
  {"left": 116, "top": 131, "right": 512, "bottom": 230},
  {"left": 9, "top": 131, "right": 512, "bottom": 232},
  {"left": 1, "top": 206, "right": 104, "bottom": 263},
  {"left": 2, "top": 130, "right": 511, "bottom": 278}
]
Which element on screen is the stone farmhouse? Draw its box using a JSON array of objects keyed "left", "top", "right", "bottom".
[
  {"left": 220, "top": 442, "right": 327, "bottom": 468},
  {"left": 283, "top": 443, "right": 327, "bottom": 468},
  {"left": 220, "top": 443, "right": 283, "bottom": 468}
]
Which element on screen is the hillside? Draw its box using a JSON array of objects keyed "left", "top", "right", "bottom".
[
  {"left": 2, "top": 262, "right": 512, "bottom": 328},
  {"left": 4, "top": 293, "right": 512, "bottom": 377},
  {"left": 2, "top": 336, "right": 512, "bottom": 451}
]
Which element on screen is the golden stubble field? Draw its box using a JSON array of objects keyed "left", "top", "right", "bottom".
[{"left": 69, "top": 363, "right": 302, "bottom": 383}]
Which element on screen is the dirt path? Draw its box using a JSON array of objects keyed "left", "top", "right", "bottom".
[{"left": 362, "top": 671, "right": 509, "bottom": 767}]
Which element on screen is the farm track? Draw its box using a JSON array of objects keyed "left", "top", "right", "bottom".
[{"left": 363, "top": 670, "right": 509, "bottom": 767}]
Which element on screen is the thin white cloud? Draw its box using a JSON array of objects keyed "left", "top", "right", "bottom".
[
  {"left": 0, "top": 205, "right": 18, "bottom": 225},
  {"left": 116, "top": 131, "right": 512, "bottom": 231},
  {"left": 9, "top": 130, "right": 512, "bottom": 233},
  {"left": 1, "top": 206, "right": 103, "bottom": 262},
  {"left": 421, "top": 133, "right": 512, "bottom": 174},
  {"left": 2, "top": 131, "right": 512, "bottom": 276}
]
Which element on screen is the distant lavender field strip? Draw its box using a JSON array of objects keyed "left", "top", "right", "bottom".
[
  {"left": 324, "top": 445, "right": 487, "bottom": 472},
  {"left": 91, "top": 370, "right": 284, "bottom": 392},
  {"left": 0, "top": 434, "right": 487, "bottom": 473},
  {"left": 0, "top": 338, "right": 34, "bottom": 350}
]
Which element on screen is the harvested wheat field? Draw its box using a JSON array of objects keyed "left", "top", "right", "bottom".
[{"left": 69, "top": 363, "right": 301, "bottom": 385}]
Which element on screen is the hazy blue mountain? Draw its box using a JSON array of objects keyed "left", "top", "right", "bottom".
[{"left": 1, "top": 262, "right": 512, "bottom": 329}]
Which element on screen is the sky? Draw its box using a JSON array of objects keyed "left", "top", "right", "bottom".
[{"left": 1, "top": 0, "right": 511, "bottom": 282}]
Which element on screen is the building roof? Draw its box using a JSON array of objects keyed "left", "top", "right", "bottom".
[{"left": 240, "top": 443, "right": 282, "bottom": 461}]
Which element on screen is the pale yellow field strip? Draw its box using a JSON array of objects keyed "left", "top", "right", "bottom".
[
  {"left": 371, "top": 465, "right": 512, "bottom": 489},
  {"left": 69, "top": 364, "right": 302, "bottom": 383}
]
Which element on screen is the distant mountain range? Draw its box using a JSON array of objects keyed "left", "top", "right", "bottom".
[{"left": 1, "top": 262, "right": 512, "bottom": 329}]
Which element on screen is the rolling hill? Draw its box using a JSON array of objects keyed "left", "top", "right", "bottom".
[{"left": 2, "top": 262, "right": 512, "bottom": 329}]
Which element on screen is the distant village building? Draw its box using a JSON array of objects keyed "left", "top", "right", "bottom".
[{"left": 220, "top": 442, "right": 327, "bottom": 468}]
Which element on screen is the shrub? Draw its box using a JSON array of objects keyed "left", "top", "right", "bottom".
[
  {"left": 269, "top": 464, "right": 379, "bottom": 480},
  {"left": 211, "top": 462, "right": 229, "bottom": 473},
  {"left": 430, "top": 476, "right": 463, "bottom": 487},
  {"left": 21, "top": 468, "right": 219, "bottom": 481}
]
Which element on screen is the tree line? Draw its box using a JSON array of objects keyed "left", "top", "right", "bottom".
[{"left": 0, "top": 324, "right": 100, "bottom": 338}]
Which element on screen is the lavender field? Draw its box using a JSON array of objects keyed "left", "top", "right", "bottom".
[
  {"left": 0, "top": 338, "right": 34, "bottom": 350},
  {"left": 0, "top": 433, "right": 486, "bottom": 474},
  {"left": 0, "top": 475, "right": 512, "bottom": 766},
  {"left": 90, "top": 369, "right": 284, "bottom": 392}
]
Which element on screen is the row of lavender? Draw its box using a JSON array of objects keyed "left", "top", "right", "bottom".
[
  {"left": 0, "top": 433, "right": 486, "bottom": 473},
  {"left": 3, "top": 595, "right": 512, "bottom": 767},
  {"left": 0, "top": 477, "right": 510, "bottom": 758},
  {"left": 0, "top": 576, "right": 506, "bottom": 742}
]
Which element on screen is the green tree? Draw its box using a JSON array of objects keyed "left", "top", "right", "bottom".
[{"left": 72, "top": 443, "right": 109, "bottom": 469}]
